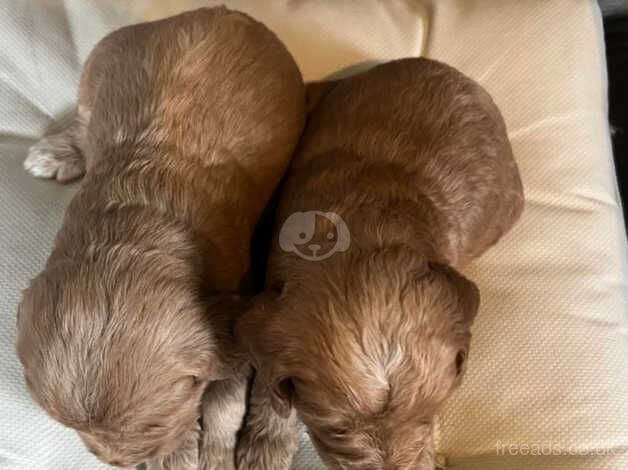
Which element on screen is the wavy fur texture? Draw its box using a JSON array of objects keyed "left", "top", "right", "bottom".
[
  {"left": 17, "top": 7, "right": 305, "bottom": 469},
  {"left": 237, "top": 58, "right": 523, "bottom": 469}
]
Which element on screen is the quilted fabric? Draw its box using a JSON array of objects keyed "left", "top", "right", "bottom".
[
  {"left": 0, "top": 1, "right": 626, "bottom": 469},
  {"left": 425, "top": 2, "right": 628, "bottom": 468}
]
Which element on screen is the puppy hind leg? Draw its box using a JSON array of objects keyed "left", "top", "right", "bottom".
[
  {"left": 199, "top": 373, "right": 248, "bottom": 470},
  {"left": 417, "top": 432, "right": 439, "bottom": 470},
  {"left": 24, "top": 112, "right": 88, "bottom": 183},
  {"left": 235, "top": 376, "right": 298, "bottom": 470}
]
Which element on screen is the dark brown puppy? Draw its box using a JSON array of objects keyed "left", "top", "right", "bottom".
[
  {"left": 17, "top": 7, "right": 305, "bottom": 469},
  {"left": 237, "top": 58, "right": 523, "bottom": 469}
]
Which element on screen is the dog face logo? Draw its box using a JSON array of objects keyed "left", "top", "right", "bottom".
[{"left": 279, "top": 211, "right": 350, "bottom": 261}]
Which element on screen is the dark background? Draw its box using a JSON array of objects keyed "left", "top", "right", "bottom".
[{"left": 601, "top": 2, "right": 628, "bottom": 227}]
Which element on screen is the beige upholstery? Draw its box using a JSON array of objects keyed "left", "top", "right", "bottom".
[
  {"left": 424, "top": 2, "right": 628, "bottom": 469},
  {"left": 0, "top": 1, "right": 626, "bottom": 469}
]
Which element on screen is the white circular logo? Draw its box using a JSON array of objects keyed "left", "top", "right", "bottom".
[{"left": 279, "top": 211, "right": 350, "bottom": 261}]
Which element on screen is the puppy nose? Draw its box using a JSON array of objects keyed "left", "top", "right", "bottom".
[{"left": 309, "top": 243, "right": 320, "bottom": 252}]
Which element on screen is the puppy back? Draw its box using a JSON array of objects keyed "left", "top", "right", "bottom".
[{"left": 283, "top": 58, "right": 523, "bottom": 266}]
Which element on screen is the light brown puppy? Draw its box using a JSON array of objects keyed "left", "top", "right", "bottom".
[
  {"left": 237, "top": 58, "right": 523, "bottom": 469},
  {"left": 17, "top": 7, "right": 304, "bottom": 469}
]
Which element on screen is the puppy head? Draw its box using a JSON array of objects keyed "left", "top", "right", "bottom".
[
  {"left": 16, "top": 259, "right": 229, "bottom": 467},
  {"left": 238, "top": 248, "right": 479, "bottom": 469}
]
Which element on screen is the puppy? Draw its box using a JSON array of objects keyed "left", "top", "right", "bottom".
[
  {"left": 17, "top": 7, "right": 304, "bottom": 469},
  {"left": 236, "top": 58, "right": 523, "bottom": 469}
]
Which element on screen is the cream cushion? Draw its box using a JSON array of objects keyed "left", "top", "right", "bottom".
[
  {"left": 0, "top": 1, "right": 626, "bottom": 469},
  {"left": 425, "top": 2, "right": 628, "bottom": 469}
]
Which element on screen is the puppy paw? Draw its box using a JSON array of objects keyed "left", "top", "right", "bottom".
[
  {"left": 144, "top": 424, "right": 199, "bottom": 470},
  {"left": 145, "top": 454, "right": 198, "bottom": 470},
  {"left": 235, "top": 432, "right": 297, "bottom": 470},
  {"left": 200, "top": 445, "right": 236, "bottom": 470},
  {"left": 145, "top": 449, "right": 199, "bottom": 470},
  {"left": 24, "top": 135, "right": 85, "bottom": 183}
]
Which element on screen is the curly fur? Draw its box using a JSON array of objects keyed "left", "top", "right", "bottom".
[
  {"left": 17, "top": 7, "right": 304, "bottom": 469},
  {"left": 237, "top": 58, "right": 523, "bottom": 469}
]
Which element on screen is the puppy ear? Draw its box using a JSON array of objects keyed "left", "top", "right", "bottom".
[
  {"left": 424, "top": 263, "right": 480, "bottom": 326},
  {"left": 204, "top": 293, "right": 249, "bottom": 378},
  {"left": 451, "top": 271, "right": 480, "bottom": 325},
  {"left": 437, "top": 267, "right": 479, "bottom": 382},
  {"left": 237, "top": 285, "right": 296, "bottom": 418},
  {"left": 267, "top": 375, "right": 295, "bottom": 418},
  {"left": 235, "top": 284, "right": 283, "bottom": 353}
]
